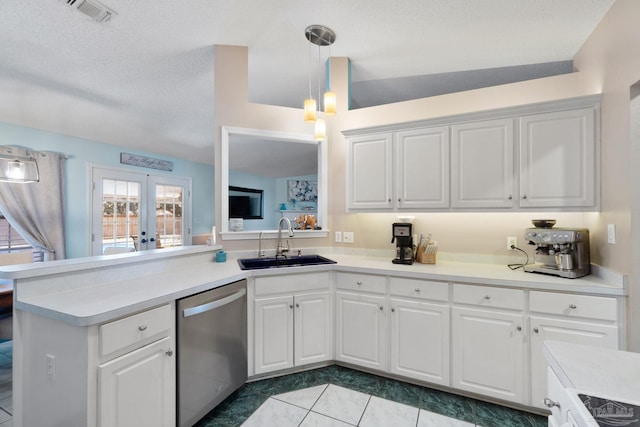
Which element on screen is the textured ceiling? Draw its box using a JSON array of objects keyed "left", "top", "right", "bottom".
[{"left": 0, "top": 0, "right": 614, "bottom": 164}]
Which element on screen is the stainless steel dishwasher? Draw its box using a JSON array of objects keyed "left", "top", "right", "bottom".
[{"left": 177, "top": 279, "right": 247, "bottom": 427}]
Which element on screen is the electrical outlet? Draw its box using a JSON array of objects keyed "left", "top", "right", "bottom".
[
  {"left": 343, "top": 231, "right": 354, "bottom": 243},
  {"left": 335, "top": 231, "right": 342, "bottom": 243},
  {"left": 47, "top": 354, "right": 56, "bottom": 381},
  {"left": 507, "top": 236, "right": 517, "bottom": 250}
]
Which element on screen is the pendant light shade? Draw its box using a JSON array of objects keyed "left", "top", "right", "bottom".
[
  {"left": 324, "top": 90, "right": 336, "bottom": 116},
  {"left": 314, "top": 118, "right": 326, "bottom": 141},
  {"left": 303, "top": 25, "right": 337, "bottom": 139},
  {"left": 304, "top": 98, "right": 317, "bottom": 123}
]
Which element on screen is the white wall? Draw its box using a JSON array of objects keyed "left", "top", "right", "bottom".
[
  {"left": 213, "top": 47, "right": 600, "bottom": 257},
  {"left": 573, "top": 0, "right": 640, "bottom": 351}
]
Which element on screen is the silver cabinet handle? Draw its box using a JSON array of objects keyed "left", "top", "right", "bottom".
[
  {"left": 183, "top": 289, "right": 246, "bottom": 317},
  {"left": 522, "top": 194, "right": 528, "bottom": 200},
  {"left": 414, "top": 288, "right": 421, "bottom": 293},
  {"left": 569, "top": 304, "right": 577, "bottom": 309},
  {"left": 391, "top": 308, "right": 395, "bottom": 313},
  {"left": 483, "top": 295, "right": 491, "bottom": 300},
  {"left": 543, "top": 397, "right": 560, "bottom": 409},
  {"left": 356, "top": 281, "right": 362, "bottom": 286},
  {"left": 296, "top": 303, "right": 300, "bottom": 308},
  {"left": 516, "top": 326, "right": 522, "bottom": 332},
  {"left": 379, "top": 306, "right": 383, "bottom": 311},
  {"left": 533, "top": 328, "right": 539, "bottom": 334},
  {"left": 289, "top": 304, "right": 293, "bottom": 309},
  {"left": 165, "top": 349, "right": 173, "bottom": 357},
  {"left": 138, "top": 325, "right": 147, "bottom": 331},
  {"left": 508, "top": 195, "right": 513, "bottom": 200}
]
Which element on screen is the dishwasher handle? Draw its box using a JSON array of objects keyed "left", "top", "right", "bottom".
[{"left": 183, "top": 288, "right": 246, "bottom": 318}]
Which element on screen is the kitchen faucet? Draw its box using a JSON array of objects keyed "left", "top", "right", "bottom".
[
  {"left": 258, "top": 231, "right": 266, "bottom": 257},
  {"left": 276, "top": 217, "right": 294, "bottom": 257}
]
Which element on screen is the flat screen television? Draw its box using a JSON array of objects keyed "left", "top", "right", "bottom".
[{"left": 228, "top": 186, "right": 263, "bottom": 219}]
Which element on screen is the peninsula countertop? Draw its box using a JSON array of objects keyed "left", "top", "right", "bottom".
[{"left": 1, "top": 246, "right": 627, "bottom": 326}]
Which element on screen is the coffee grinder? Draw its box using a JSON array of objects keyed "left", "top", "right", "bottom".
[{"left": 391, "top": 222, "right": 413, "bottom": 265}]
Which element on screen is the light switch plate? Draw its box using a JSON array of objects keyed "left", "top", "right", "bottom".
[
  {"left": 607, "top": 224, "right": 616, "bottom": 244},
  {"left": 343, "top": 232, "right": 354, "bottom": 243}
]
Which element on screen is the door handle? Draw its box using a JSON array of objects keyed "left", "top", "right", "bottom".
[{"left": 183, "top": 289, "right": 246, "bottom": 317}]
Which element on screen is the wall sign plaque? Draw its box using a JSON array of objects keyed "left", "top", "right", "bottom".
[{"left": 120, "top": 153, "right": 173, "bottom": 171}]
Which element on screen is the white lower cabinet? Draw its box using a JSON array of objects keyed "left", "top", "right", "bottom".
[
  {"left": 248, "top": 272, "right": 623, "bottom": 413},
  {"left": 98, "top": 336, "right": 175, "bottom": 427},
  {"left": 528, "top": 291, "right": 619, "bottom": 409},
  {"left": 97, "top": 304, "right": 175, "bottom": 427},
  {"left": 253, "top": 272, "right": 332, "bottom": 375},
  {"left": 254, "top": 295, "right": 295, "bottom": 373},
  {"left": 335, "top": 273, "right": 387, "bottom": 370},
  {"left": 452, "top": 306, "right": 525, "bottom": 403},
  {"left": 451, "top": 284, "right": 525, "bottom": 404},
  {"left": 335, "top": 291, "right": 386, "bottom": 370},
  {"left": 390, "top": 298, "right": 449, "bottom": 385},
  {"left": 389, "top": 277, "right": 450, "bottom": 386}
]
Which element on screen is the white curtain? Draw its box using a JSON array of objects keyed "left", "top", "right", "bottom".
[{"left": 0, "top": 146, "right": 66, "bottom": 261}]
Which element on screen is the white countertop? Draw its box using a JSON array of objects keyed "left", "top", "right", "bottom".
[
  {"left": 3, "top": 246, "right": 627, "bottom": 326},
  {"left": 544, "top": 341, "right": 640, "bottom": 405}
]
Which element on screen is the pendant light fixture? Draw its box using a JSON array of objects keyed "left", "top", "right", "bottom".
[
  {"left": 0, "top": 153, "right": 39, "bottom": 183},
  {"left": 304, "top": 25, "right": 336, "bottom": 140}
]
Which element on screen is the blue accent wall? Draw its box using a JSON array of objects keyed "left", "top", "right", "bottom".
[{"left": 0, "top": 122, "right": 215, "bottom": 258}]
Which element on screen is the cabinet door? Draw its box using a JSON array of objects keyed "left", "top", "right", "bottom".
[
  {"left": 98, "top": 337, "right": 175, "bottom": 427},
  {"left": 347, "top": 134, "right": 393, "bottom": 210},
  {"left": 519, "top": 108, "right": 596, "bottom": 207},
  {"left": 254, "top": 295, "right": 294, "bottom": 374},
  {"left": 335, "top": 291, "right": 386, "bottom": 370},
  {"left": 390, "top": 298, "right": 449, "bottom": 386},
  {"left": 452, "top": 307, "right": 524, "bottom": 404},
  {"left": 529, "top": 316, "right": 618, "bottom": 409},
  {"left": 451, "top": 119, "right": 514, "bottom": 208},
  {"left": 396, "top": 127, "right": 450, "bottom": 209},
  {"left": 294, "top": 291, "right": 333, "bottom": 366}
]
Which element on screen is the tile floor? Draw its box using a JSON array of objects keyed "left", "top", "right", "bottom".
[
  {"left": 0, "top": 340, "right": 12, "bottom": 427},
  {"left": 196, "top": 365, "right": 547, "bottom": 427}
]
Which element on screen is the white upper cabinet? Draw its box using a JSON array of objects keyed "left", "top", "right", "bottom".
[
  {"left": 347, "top": 133, "right": 393, "bottom": 210},
  {"left": 343, "top": 96, "right": 600, "bottom": 212},
  {"left": 347, "top": 127, "right": 449, "bottom": 211},
  {"left": 519, "top": 107, "right": 596, "bottom": 208},
  {"left": 451, "top": 119, "right": 514, "bottom": 208},
  {"left": 396, "top": 127, "right": 450, "bottom": 209}
]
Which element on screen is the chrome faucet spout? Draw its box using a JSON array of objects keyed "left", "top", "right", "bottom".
[{"left": 277, "top": 217, "right": 294, "bottom": 256}]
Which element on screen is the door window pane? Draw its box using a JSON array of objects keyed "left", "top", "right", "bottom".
[
  {"left": 102, "top": 179, "right": 140, "bottom": 253},
  {"left": 155, "top": 184, "right": 183, "bottom": 248}
]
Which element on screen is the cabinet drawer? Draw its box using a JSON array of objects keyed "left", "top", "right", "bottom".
[
  {"left": 389, "top": 277, "right": 448, "bottom": 301},
  {"left": 453, "top": 284, "right": 524, "bottom": 310},
  {"left": 336, "top": 272, "right": 386, "bottom": 294},
  {"left": 100, "top": 304, "right": 172, "bottom": 357},
  {"left": 255, "top": 272, "right": 329, "bottom": 296},
  {"left": 529, "top": 291, "right": 617, "bottom": 321}
]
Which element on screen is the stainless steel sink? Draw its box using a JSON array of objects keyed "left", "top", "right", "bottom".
[{"left": 237, "top": 254, "right": 336, "bottom": 270}]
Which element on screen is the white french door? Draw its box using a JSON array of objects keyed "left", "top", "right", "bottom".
[{"left": 91, "top": 166, "right": 191, "bottom": 256}]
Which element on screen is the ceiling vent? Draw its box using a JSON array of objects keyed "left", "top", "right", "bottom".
[{"left": 60, "top": 0, "right": 117, "bottom": 23}]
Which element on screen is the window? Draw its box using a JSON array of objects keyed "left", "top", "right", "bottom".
[{"left": 0, "top": 215, "right": 41, "bottom": 261}]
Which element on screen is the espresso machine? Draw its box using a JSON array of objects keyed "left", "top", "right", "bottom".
[
  {"left": 524, "top": 226, "right": 590, "bottom": 278},
  {"left": 392, "top": 222, "right": 413, "bottom": 265}
]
